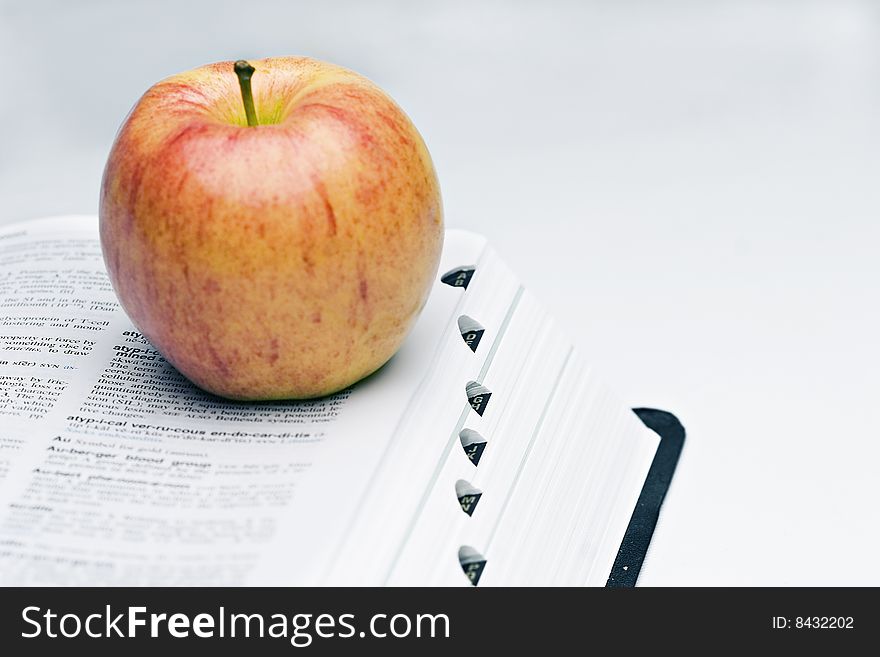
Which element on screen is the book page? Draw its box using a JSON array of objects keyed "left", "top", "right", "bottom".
[
  {"left": 324, "top": 245, "right": 522, "bottom": 584},
  {"left": 0, "top": 216, "right": 486, "bottom": 585}
]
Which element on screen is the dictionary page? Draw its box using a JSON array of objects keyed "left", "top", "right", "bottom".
[
  {"left": 323, "top": 245, "right": 521, "bottom": 584},
  {"left": 0, "top": 216, "right": 485, "bottom": 585}
]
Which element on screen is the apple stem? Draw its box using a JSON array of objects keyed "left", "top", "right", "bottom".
[{"left": 234, "top": 60, "right": 258, "bottom": 127}]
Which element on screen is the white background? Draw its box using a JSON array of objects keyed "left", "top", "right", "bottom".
[{"left": 1, "top": 1, "right": 878, "bottom": 585}]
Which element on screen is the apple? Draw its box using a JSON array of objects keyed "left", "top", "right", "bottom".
[{"left": 100, "top": 57, "right": 443, "bottom": 400}]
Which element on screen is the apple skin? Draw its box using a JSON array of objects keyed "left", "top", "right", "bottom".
[{"left": 100, "top": 57, "right": 443, "bottom": 400}]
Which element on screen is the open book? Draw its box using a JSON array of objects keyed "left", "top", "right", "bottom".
[{"left": 0, "top": 215, "right": 667, "bottom": 586}]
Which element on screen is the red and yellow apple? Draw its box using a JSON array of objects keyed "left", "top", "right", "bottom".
[{"left": 100, "top": 57, "right": 443, "bottom": 400}]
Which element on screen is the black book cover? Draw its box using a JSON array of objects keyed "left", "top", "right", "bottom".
[{"left": 606, "top": 408, "right": 685, "bottom": 587}]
